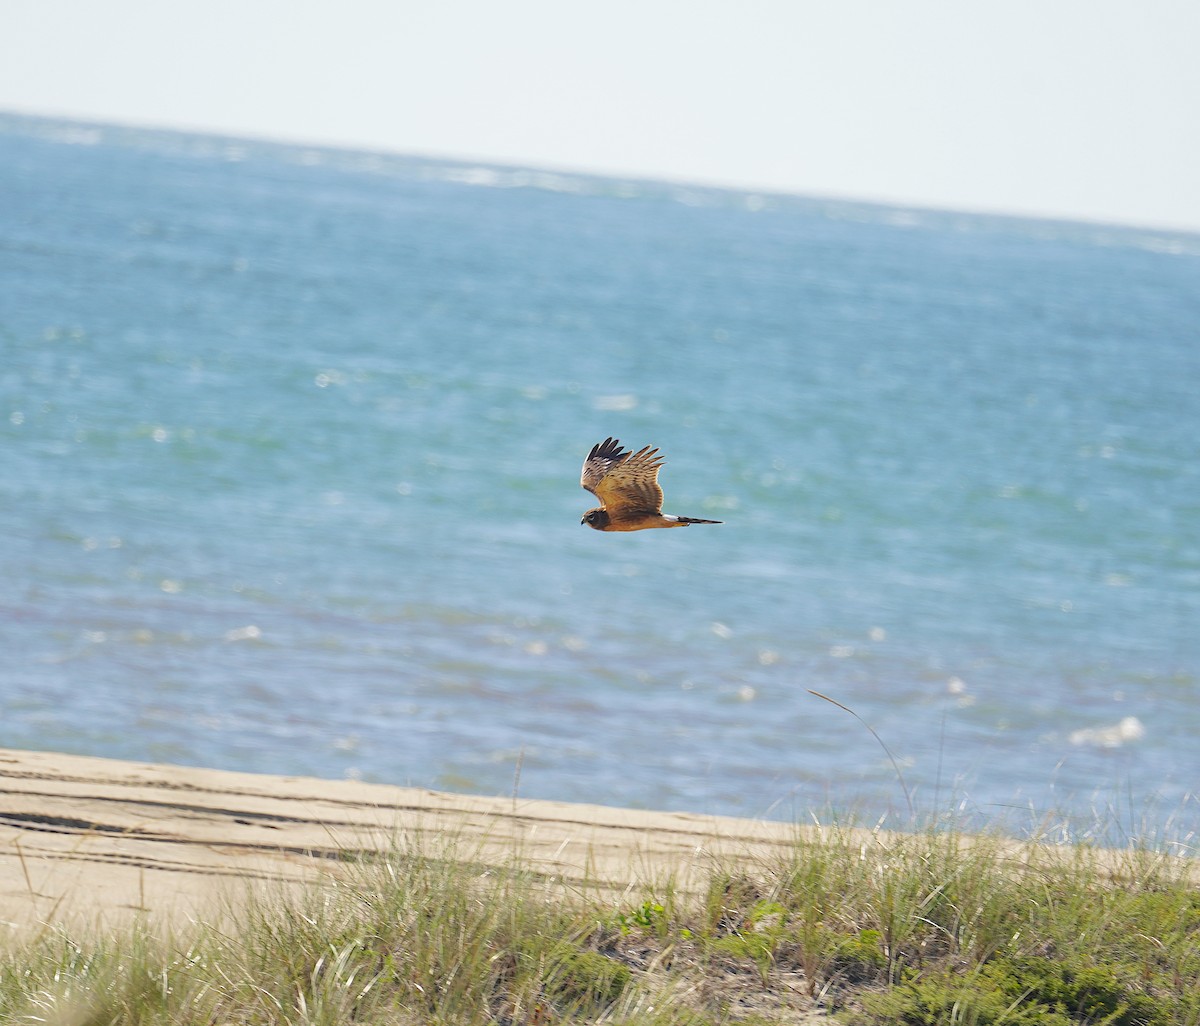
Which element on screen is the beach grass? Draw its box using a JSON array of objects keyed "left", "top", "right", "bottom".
[{"left": 1, "top": 825, "right": 1196, "bottom": 1025}]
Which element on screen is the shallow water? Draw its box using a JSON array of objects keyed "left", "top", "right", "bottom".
[{"left": 3, "top": 113, "right": 1198, "bottom": 844}]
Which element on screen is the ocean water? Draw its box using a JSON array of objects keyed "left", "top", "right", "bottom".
[{"left": 3, "top": 113, "right": 1198, "bottom": 845}]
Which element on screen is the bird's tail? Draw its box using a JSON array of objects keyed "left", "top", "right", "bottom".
[{"left": 671, "top": 515, "right": 722, "bottom": 526}]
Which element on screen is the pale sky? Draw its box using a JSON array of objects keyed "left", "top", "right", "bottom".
[{"left": 3, "top": 0, "right": 1199, "bottom": 231}]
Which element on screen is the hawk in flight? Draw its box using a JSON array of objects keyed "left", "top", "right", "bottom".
[{"left": 580, "top": 437, "right": 723, "bottom": 532}]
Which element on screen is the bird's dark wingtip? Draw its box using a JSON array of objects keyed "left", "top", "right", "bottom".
[{"left": 589, "top": 436, "right": 626, "bottom": 461}]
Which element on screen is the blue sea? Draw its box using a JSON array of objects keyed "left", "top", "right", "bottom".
[{"left": 3, "top": 112, "right": 1198, "bottom": 847}]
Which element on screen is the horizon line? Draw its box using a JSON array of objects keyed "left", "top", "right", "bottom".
[{"left": 4, "top": 104, "right": 1199, "bottom": 239}]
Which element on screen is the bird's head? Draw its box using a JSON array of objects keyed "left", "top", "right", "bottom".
[{"left": 581, "top": 508, "right": 610, "bottom": 530}]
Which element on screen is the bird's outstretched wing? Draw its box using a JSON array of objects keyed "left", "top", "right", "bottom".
[
  {"left": 580, "top": 437, "right": 665, "bottom": 514},
  {"left": 580, "top": 437, "right": 626, "bottom": 496}
]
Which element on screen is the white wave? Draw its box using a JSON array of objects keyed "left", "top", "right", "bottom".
[{"left": 1068, "top": 716, "right": 1145, "bottom": 748}]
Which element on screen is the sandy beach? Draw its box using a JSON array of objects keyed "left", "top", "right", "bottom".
[
  {"left": 4, "top": 746, "right": 1197, "bottom": 1025},
  {"left": 0, "top": 746, "right": 815, "bottom": 944}
]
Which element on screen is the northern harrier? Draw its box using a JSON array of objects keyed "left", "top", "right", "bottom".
[{"left": 580, "top": 437, "right": 723, "bottom": 532}]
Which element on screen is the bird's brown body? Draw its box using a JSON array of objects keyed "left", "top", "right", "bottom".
[{"left": 580, "top": 437, "right": 722, "bottom": 532}]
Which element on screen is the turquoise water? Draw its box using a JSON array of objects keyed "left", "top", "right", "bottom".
[{"left": 3, "top": 113, "right": 1198, "bottom": 844}]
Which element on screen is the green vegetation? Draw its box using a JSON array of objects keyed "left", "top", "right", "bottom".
[{"left": 1, "top": 828, "right": 1196, "bottom": 1024}]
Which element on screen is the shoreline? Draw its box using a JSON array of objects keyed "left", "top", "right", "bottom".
[
  {"left": 2, "top": 747, "right": 1194, "bottom": 947},
  {"left": 0, "top": 746, "right": 809, "bottom": 943}
]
